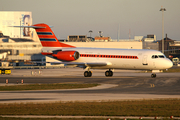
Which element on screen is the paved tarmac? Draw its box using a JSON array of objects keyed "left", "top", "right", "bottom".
[{"left": 0, "top": 68, "right": 180, "bottom": 103}]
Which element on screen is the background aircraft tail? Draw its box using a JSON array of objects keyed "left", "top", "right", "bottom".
[{"left": 33, "top": 23, "right": 75, "bottom": 48}]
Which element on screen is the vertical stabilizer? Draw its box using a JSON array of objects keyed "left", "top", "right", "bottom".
[{"left": 33, "top": 23, "right": 75, "bottom": 48}]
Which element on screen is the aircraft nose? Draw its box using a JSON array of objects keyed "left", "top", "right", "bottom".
[{"left": 165, "top": 59, "right": 173, "bottom": 69}]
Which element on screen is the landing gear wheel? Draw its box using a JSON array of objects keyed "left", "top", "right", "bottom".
[
  {"left": 110, "top": 71, "right": 113, "bottom": 76},
  {"left": 105, "top": 70, "right": 113, "bottom": 77},
  {"left": 84, "top": 71, "right": 92, "bottom": 77},
  {"left": 105, "top": 71, "right": 109, "bottom": 76},
  {"left": 88, "top": 71, "right": 92, "bottom": 77},
  {"left": 151, "top": 73, "right": 156, "bottom": 78}
]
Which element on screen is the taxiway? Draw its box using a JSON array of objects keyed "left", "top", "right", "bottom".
[{"left": 0, "top": 68, "right": 180, "bottom": 103}]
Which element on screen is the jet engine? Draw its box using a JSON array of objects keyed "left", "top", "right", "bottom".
[{"left": 52, "top": 51, "right": 79, "bottom": 61}]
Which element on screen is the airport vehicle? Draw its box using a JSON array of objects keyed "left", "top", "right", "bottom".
[
  {"left": 14, "top": 23, "right": 173, "bottom": 77},
  {"left": 0, "top": 54, "right": 11, "bottom": 75},
  {"left": 0, "top": 69, "right": 11, "bottom": 75}
]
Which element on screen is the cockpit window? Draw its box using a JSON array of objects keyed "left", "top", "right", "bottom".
[
  {"left": 158, "top": 55, "right": 165, "bottom": 58},
  {"left": 152, "top": 55, "right": 165, "bottom": 59},
  {"left": 152, "top": 55, "right": 158, "bottom": 58}
]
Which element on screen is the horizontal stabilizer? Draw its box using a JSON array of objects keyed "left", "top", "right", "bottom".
[
  {"left": 9, "top": 26, "right": 46, "bottom": 29},
  {"left": 10, "top": 23, "right": 75, "bottom": 48}
]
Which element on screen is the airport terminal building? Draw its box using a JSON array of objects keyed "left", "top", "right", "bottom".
[{"left": 0, "top": 11, "right": 43, "bottom": 66}]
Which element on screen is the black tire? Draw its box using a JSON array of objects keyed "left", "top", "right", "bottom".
[
  {"left": 88, "top": 71, "right": 92, "bottom": 77},
  {"left": 154, "top": 74, "right": 156, "bottom": 78},
  {"left": 105, "top": 71, "right": 113, "bottom": 77},
  {"left": 84, "top": 71, "right": 89, "bottom": 77},
  {"left": 84, "top": 71, "right": 92, "bottom": 77},
  {"left": 151, "top": 74, "right": 154, "bottom": 78},
  {"left": 109, "top": 71, "right": 113, "bottom": 76},
  {"left": 105, "top": 71, "right": 109, "bottom": 77},
  {"left": 151, "top": 73, "right": 156, "bottom": 78}
]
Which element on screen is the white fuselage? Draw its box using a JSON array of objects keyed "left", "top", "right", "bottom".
[{"left": 43, "top": 47, "right": 173, "bottom": 70}]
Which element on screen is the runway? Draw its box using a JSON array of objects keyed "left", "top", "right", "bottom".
[{"left": 0, "top": 68, "right": 180, "bottom": 103}]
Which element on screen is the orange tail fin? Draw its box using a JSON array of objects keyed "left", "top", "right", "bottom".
[{"left": 33, "top": 23, "right": 75, "bottom": 48}]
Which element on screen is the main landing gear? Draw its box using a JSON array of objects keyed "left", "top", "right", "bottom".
[
  {"left": 84, "top": 69, "right": 114, "bottom": 77},
  {"left": 84, "top": 71, "right": 92, "bottom": 77},
  {"left": 151, "top": 73, "right": 156, "bottom": 78},
  {"left": 105, "top": 69, "right": 113, "bottom": 77}
]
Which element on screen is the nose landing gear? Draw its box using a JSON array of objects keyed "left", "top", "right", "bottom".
[{"left": 151, "top": 73, "right": 156, "bottom": 78}]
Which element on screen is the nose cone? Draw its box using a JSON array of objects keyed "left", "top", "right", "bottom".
[{"left": 165, "top": 58, "right": 173, "bottom": 69}]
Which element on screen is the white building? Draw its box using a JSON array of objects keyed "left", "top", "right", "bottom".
[
  {"left": 0, "top": 11, "right": 32, "bottom": 39},
  {"left": 0, "top": 11, "right": 43, "bottom": 66},
  {"left": 143, "top": 34, "right": 156, "bottom": 42}
]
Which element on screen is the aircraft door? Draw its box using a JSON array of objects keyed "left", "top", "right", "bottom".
[{"left": 142, "top": 55, "right": 148, "bottom": 65}]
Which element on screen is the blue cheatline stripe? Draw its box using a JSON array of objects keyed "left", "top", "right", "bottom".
[
  {"left": 37, "top": 32, "right": 53, "bottom": 35},
  {"left": 40, "top": 38, "right": 57, "bottom": 41}
]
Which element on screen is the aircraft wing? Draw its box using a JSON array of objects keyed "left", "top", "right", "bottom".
[{"left": 47, "top": 62, "right": 110, "bottom": 67}]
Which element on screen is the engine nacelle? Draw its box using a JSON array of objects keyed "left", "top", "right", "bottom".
[{"left": 52, "top": 51, "right": 79, "bottom": 61}]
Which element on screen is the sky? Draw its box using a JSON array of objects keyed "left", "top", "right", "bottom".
[{"left": 1, "top": 0, "right": 180, "bottom": 40}]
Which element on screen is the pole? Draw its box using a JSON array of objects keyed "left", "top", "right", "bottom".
[
  {"left": 20, "top": 18, "right": 21, "bottom": 38},
  {"left": 160, "top": 7, "right": 166, "bottom": 54},
  {"left": 162, "top": 10, "right": 164, "bottom": 53},
  {"left": 117, "top": 24, "right": 120, "bottom": 42}
]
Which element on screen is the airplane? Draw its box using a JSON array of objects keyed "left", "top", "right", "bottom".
[{"left": 13, "top": 23, "right": 173, "bottom": 78}]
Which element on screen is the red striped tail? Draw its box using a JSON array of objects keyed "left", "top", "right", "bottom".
[{"left": 33, "top": 23, "right": 75, "bottom": 48}]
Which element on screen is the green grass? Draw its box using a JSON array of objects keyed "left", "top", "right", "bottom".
[
  {"left": 0, "top": 99, "right": 180, "bottom": 117},
  {"left": 0, "top": 118, "right": 176, "bottom": 120},
  {"left": 0, "top": 118, "right": 174, "bottom": 120},
  {"left": 0, "top": 118, "right": 148, "bottom": 120},
  {"left": 0, "top": 83, "right": 99, "bottom": 91},
  {"left": 0, "top": 118, "right": 119, "bottom": 120}
]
